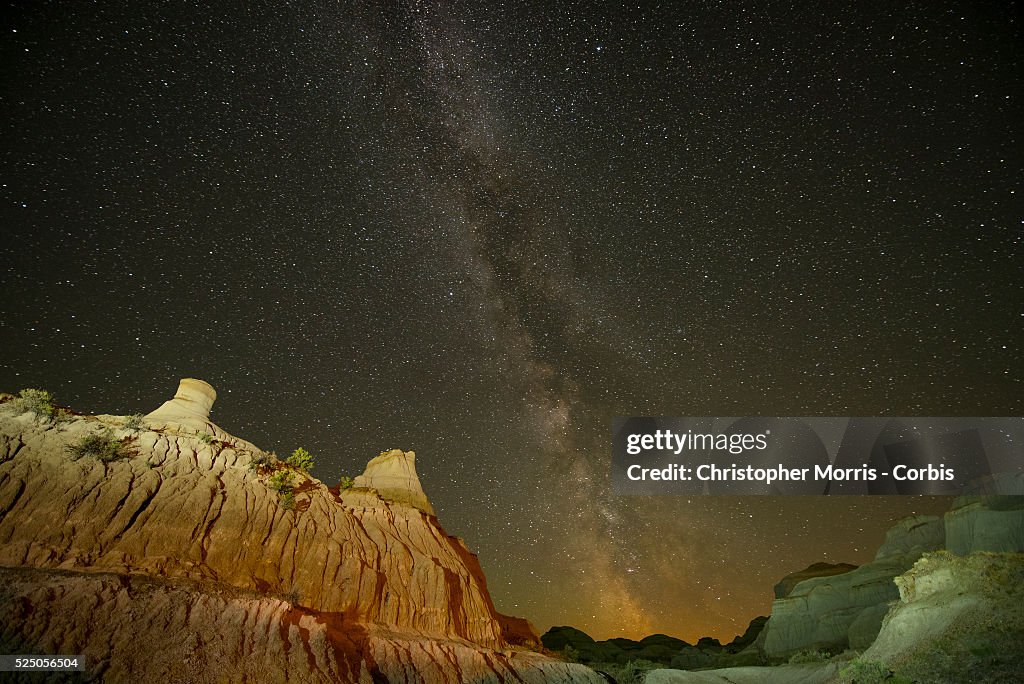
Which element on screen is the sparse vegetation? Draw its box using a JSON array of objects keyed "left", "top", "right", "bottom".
[
  {"left": 559, "top": 645, "right": 580, "bottom": 663},
  {"left": 249, "top": 451, "right": 274, "bottom": 472},
  {"left": 789, "top": 649, "right": 831, "bottom": 664},
  {"left": 601, "top": 659, "right": 663, "bottom": 684},
  {"left": 269, "top": 470, "right": 297, "bottom": 508},
  {"left": 840, "top": 658, "right": 905, "bottom": 683},
  {"left": 66, "top": 429, "right": 131, "bottom": 462},
  {"left": 285, "top": 585, "right": 301, "bottom": 606},
  {"left": 9, "top": 388, "right": 56, "bottom": 419},
  {"left": 338, "top": 476, "right": 354, "bottom": 490},
  {"left": 124, "top": 413, "right": 145, "bottom": 431},
  {"left": 287, "top": 446, "right": 315, "bottom": 471},
  {"left": 269, "top": 470, "right": 295, "bottom": 493},
  {"left": 197, "top": 431, "right": 214, "bottom": 444}
]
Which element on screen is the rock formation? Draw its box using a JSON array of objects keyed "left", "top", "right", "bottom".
[
  {"left": 645, "top": 494, "right": 1024, "bottom": 683},
  {"left": 540, "top": 627, "right": 689, "bottom": 666},
  {"left": 762, "top": 516, "right": 946, "bottom": 659},
  {"left": 761, "top": 491, "right": 1024, "bottom": 660},
  {"left": 539, "top": 618, "right": 769, "bottom": 671},
  {"left": 772, "top": 562, "right": 857, "bottom": 599},
  {"left": 352, "top": 448, "right": 435, "bottom": 515},
  {"left": 863, "top": 550, "right": 1024, "bottom": 683},
  {"left": 0, "top": 380, "right": 603, "bottom": 683}
]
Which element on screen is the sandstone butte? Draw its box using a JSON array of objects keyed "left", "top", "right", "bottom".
[{"left": 0, "top": 379, "right": 605, "bottom": 684}]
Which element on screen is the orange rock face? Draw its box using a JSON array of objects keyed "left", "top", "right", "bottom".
[{"left": 0, "top": 382, "right": 602, "bottom": 683}]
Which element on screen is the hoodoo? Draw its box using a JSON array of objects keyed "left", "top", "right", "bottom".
[{"left": 352, "top": 448, "right": 436, "bottom": 515}]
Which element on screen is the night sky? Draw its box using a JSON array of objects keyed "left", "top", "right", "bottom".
[{"left": 1, "top": 2, "right": 1021, "bottom": 642}]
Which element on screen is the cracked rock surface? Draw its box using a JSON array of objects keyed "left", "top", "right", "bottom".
[{"left": 0, "top": 383, "right": 602, "bottom": 683}]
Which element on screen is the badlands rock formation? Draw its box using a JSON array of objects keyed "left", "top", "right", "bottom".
[
  {"left": 762, "top": 515, "right": 946, "bottom": 658},
  {"left": 864, "top": 550, "right": 1024, "bottom": 683},
  {"left": 539, "top": 616, "right": 769, "bottom": 671},
  {"left": 646, "top": 494, "right": 1024, "bottom": 683},
  {"left": 352, "top": 448, "right": 436, "bottom": 515},
  {"left": 772, "top": 562, "right": 857, "bottom": 600},
  {"left": 0, "top": 380, "right": 603, "bottom": 683},
  {"left": 541, "top": 626, "right": 688, "bottom": 666},
  {"left": 761, "top": 490, "right": 1024, "bottom": 660}
]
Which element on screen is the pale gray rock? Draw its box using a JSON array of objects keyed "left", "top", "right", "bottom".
[
  {"left": 873, "top": 514, "right": 946, "bottom": 560},
  {"left": 645, "top": 662, "right": 839, "bottom": 684},
  {"left": 762, "top": 516, "right": 945, "bottom": 659},
  {"left": 864, "top": 551, "right": 1024, "bottom": 683},
  {"left": 944, "top": 496, "right": 1024, "bottom": 555}
]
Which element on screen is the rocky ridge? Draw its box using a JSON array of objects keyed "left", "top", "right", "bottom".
[
  {"left": 760, "top": 488, "right": 1024, "bottom": 660},
  {"left": 0, "top": 380, "right": 602, "bottom": 683}
]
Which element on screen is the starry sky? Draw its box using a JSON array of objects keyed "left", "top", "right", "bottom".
[{"left": 1, "top": 2, "right": 1021, "bottom": 642}]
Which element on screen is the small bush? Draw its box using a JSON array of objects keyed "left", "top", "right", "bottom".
[
  {"left": 11, "top": 388, "right": 56, "bottom": 418},
  {"left": 285, "top": 585, "right": 301, "bottom": 606},
  {"left": 249, "top": 451, "right": 273, "bottom": 472},
  {"left": 560, "top": 644, "right": 580, "bottom": 663},
  {"left": 270, "top": 470, "right": 297, "bottom": 509},
  {"left": 338, "top": 476, "right": 354, "bottom": 490},
  {"left": 67, "top": 429, "right": 130, "bottom": 462},
  {"left": 608, "top": 659, "right": 663, "bottom": 684},
  {"left": 840, "top": 658, "right": 894, "bottom": 683},
  {"left": 197, "top": 431, "right": 214, "bottom": 444},
  {"left": 287, "top": 447, "right": 315, "bottom": 471},
  {"left": 124, "top": 413, "right": 144, "bottom": 431},
  {"left": 269, "top": 470, "right": 295, "bottom": 493},
  {"left": 789, "top": 649, "right": 830, "bottom": 664}
]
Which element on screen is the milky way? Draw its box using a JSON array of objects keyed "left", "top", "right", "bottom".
[{"left": 1, "top": 2, "right": 1020, "bottom": 640}]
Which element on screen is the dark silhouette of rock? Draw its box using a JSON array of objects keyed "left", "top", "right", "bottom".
[
  {"left": 772, "top": 561, "right": 858, "bottom": 599},
  {"left": 541, "top": 627, "right": 689, "bottom": 665},
  {"left": 724, "top": 615, "right": 769, "bottom": 653}
]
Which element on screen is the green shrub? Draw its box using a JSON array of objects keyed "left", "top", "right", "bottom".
[
  {"left": 124, "top": 413, "right": 144, "bottom": 431},
  {"left": 67, "top": 429, "right": 130, "bottom": 462},
  {"left": 840, "top": 658, "right": 895, "bottom": 683},
  {"left": 197, "top": 431, "right": 214, "bottom": 444},
  {"left": 338, "top": 476, "right": 354, "bottom": 490},
  {"left": 287, "top": 447, "right": 315, "bottom": 471},
  {"left": 270, "top": 470, "right": 297, "bottom": 508},
  {"left": 249, "top": 451, "right": 273, "bottom": 472},
  {"left": 608, "top": 660, "right": 663, "bottom": 684},
  {"left": 269, "top": 470, "right": 295, "bottom": 493},
  {"left": 11, "top": 388, "right": 56, "bottom": 418},
  {"left": 789, "top": 649, "right": 830, "bottom": 664},
  {"left": 560, "top": 645, "right": 580, "bottom": 663}
]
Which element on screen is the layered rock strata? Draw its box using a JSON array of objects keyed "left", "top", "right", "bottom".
[
  {"left": 762, "top": 491, "right": 1024, "bottom": 659},
  {"left": 352, "top": 448, "right": 435, "bottom": 515},
  {"left": 0, "top": 380, "right": 603, "bottom": 683},
  {"left": 863, "top": 550, "right": 1024, "bottom": 683}
]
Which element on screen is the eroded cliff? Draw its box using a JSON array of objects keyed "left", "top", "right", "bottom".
[{"left": 0, "top": 380, "right": 602, "bottom": 683}]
